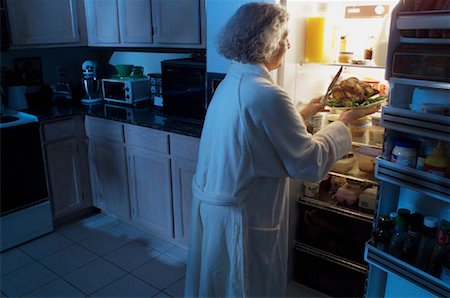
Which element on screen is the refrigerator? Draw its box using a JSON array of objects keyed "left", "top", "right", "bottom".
[{"left": 205, "top": 0, "right": 449, "bottom": 296}]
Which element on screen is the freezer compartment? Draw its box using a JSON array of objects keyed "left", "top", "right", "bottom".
[
  {"left": 293, "top": 242, "right": 367, "bottom": 297},
  {"left": 365, "top": 241, "right": 450, "bottom": 297},
  {"left": 296, "top": 199, "right": 373, "bottom": 264},
  {"left": 375, "top": 158, "right": 450, "bottom": 203}
]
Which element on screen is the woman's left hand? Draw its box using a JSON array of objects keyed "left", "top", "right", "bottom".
[{"left": 299, "top": 96, "right": 325, "bottom": 120}]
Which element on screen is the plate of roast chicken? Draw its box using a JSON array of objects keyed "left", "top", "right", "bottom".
[{"left": 323, "top": 77, "right": 388, "bottom": 110}]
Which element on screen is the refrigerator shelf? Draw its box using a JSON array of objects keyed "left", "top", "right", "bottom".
[
  {"left": 390, "top": 77, "right": 450, "bottom": 90},
  {"left": 364, "top": 242, "right": 450, "bottom": 297},
  {"left": 375, "top": 157, "right": 450, "bottom": 203},
  {"left": 381, "top": 106, "right": 450, "bottom": 142},
  {"left": 328, "top": 170, "right": 378, "bottom": 185},
  {"left": 295, "top": 241, "right": 367, "bottom": 274},
  {"left": 396, "top": 11, "right": 450, "bottom": 30},
  {"left": 298, "top": 195, "right": 374, "bottom": 223}
]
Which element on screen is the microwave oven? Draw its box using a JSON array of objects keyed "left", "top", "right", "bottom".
[
  {"left": 102, "top": 78, "right": 150, "bottom": 105},
  {"left": 161, "top": 58, "right": 206, "bottom": 119}
]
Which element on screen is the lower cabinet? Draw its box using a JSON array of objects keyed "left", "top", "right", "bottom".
[
  {"left": 41, "top": 115, "right": 91, "bottom": 220},
  {"left": 171, "top": 134, "right": 200, "bottom": 247},
  {"left": 84, "top": 116, "right": 199, "bottom": 244},
  {"left": 88, "top": 138, "right": 130, "bottom": 220}
]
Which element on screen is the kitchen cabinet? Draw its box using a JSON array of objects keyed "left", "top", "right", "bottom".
[
  {"left": 41, "top": 115, "right": 92, "bottom": 221},
  {"left": 125, "top": 124, "right": 173, "bottom": 238},
  {"left": 85, "top": 116, "right": 131, "bottom": 221},
  {"left": 84, "top": 0, "right": 204, "bottom": 48},
  {"left": 170, "top": 133, "right": 199, "bottom": 247},
  {"left": 5, "top": 0, "right": 87, "bottom": 47}
]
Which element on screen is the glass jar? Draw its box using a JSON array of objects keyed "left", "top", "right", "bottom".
[
  {"left": 338, "top": 51, "right": 353, "bottom": 64},
  {"left": 391, "top": 140, "right": 418, "bottom": 168}
]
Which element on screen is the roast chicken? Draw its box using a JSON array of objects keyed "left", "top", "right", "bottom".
[{"left": 331, "top": 77, "right": 379, "bottom": 107}]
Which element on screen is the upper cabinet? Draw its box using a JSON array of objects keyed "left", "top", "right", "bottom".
[
  {"left": 5, "top": 0, "right": 87, "bottom": 47},
  {"left": 84, "top": 0, "right": 205, "bottom": 48}
]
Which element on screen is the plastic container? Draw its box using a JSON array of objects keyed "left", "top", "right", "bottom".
[
  {"left": 391, "top": 140, "right": 418, "bottom": 168},
  {"left": 331, "top": 153, "right": 356, "bottom": 174},
  {"left": 421, "top": 103, "right": 449, "bottom": 116},
  {"left": 305, "top": 16, "right": 326, "bottom": 63},
  {"left": 368, "top": 125, "right": 384, "bottom": 147},
  {"left": 356, "top": 146, "right": 382, "bottom": 173},
  {"left": 349, "top": 122, "right": 371, "bottom": 138},
  {"left": 338, "top": 51, "right": 354, "bottom": 63},
  {"left": 335, "top": 183, "right": 362, "bottom": 205},
  {"left": 423, "top": 141, "right": 448, "bottom": 176},
  {"left": 358, "top": 187, "right": 377, "bottom": 210}
]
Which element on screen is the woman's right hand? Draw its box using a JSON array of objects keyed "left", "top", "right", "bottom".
[{"left": 338, "top": 105, "right": 381, "bottom": 125}]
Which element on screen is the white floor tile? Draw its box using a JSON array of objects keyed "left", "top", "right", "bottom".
[
  {"left": 110, "top": 222, "right": 146, "bottom": 239},
  {"left": 132, "top": 254, "right": 186, "bottom": 290},
  {"left": 164, "top": 277, "right": 185, "bottom": 298},
  {"left": 78, "top": 229, "right": 135, "bottom": 256},
  {"left": 40, "top": 244, "right": 98, "bottom": 275},
  {"left": 152, "top": 291, "right": 171, "bottom": 297},
  {"left": 56, "top": 220, "right": 104, "bottom": 242},
  {"left": 0, "top": 247, "right": 35, "bottom": 275},
  {"left": 87, "top": 213, "right": 121, "bottom": 229},
  {"left": 0, "top": 262, "right": 58, "bottom": 297},
  {"left": 63, "top": 258, "right": 126, "bottom": 295},
  {"left": 137, "top": 234, "right": 175, "bottom": 253},
  {"left": 23, "top": 278, "right": 85, "bottom": 297},
  {"left": 104, "top": 240, "right": 162, "bottom": 272},
  {"left": 164, "top": 246, "right": 188, "bottom": 263},
  {"left": 91, "top": 274, "right": 159, "bottom": 297},
  {"left": 19, "top": 232, "right": 73, "bottom": 259}
]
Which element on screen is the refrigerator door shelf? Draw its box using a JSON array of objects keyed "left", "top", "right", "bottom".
[
  {"left": 364, "top": 241, "right": 450, "bottom": 297},
  {"left": 375, "top": 157, "right": 450, "bottom": 203}
]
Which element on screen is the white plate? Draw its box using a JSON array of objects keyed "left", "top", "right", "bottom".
[{"left": 325, "top": 98, "right": 387, "bottom": 110}]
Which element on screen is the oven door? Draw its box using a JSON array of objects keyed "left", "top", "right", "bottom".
[{"left": 102, "top": 81, "right": 129, "bottom": 103}]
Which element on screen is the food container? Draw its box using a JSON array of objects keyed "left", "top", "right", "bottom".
[
  {"left": 358, "top": 187, "right": 377, "bottom": 210},
  {"left": 421, "top": 103, "right": 449, "bottom": 115},
  {"left": 338, "top": 51, "right": 354, "bottom": 63},
  {"left": 356, "top": 146, "right": 382, "bottom": 173},
  {"left": 335, "top": 183, "right": 362, "bottom": 205},
  {"left": 330, "top": 153, "right": 356, "bottom": 174},
  {"left": 349, "top": 122, "right": 371, "bottom": 138},
  {"left": 371, "top": 113, "right": 382, "bottom": 126},
  {"left": 368, "top": 125, "right": 384, "bottom": 146}
]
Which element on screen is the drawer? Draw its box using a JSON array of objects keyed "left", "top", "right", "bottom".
[
  {"left": 85, "top": 116, "right": 124, "bottom": 143},
  {"left": 42, "top": 118, "right": 76, "bottom": 142},
  {"left": 170, "top": 133, "right": 200, "bottom": 160},
  {"left": 125, "top": 124, "right": 169, "bottom": 154}
]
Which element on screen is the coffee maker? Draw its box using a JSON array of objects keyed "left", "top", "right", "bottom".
[{"left": 81, "top": 60, "right": 102, "bottom": 104}]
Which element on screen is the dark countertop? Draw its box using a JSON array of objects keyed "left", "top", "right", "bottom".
[{"left": 24, "top": 102, "right": 203, "bottom": 138}]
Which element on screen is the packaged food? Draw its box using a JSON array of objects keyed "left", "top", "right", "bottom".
[
  {"left": 356, "top": 146, "right": 382, "bottom": 173},
  {"left": 358, "top": 187, "right": 377, "bottom": 210},
  {"left": 423, "top": 141, "right": 448, "bottom": 176},
  {"left": 330, "top": 153, "right": 356, "bottom": 174},
  {"left": 391, "top": 139, "right": 418, "bottom": 168},
  {"left": 335, "top": 183, "right": 362, "bottom": 205}
]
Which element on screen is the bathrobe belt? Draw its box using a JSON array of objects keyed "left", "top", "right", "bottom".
[{"left": 192, "top": 180, "right": 242, "bottom": 207}]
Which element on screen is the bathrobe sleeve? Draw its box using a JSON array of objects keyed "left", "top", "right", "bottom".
[{"left": 240, "top": 76, "right": 351, "bottom": 182}]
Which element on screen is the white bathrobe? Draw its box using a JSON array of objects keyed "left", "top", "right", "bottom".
[{"left": 184, "top": 62, "right": 351, "bottom": 297}]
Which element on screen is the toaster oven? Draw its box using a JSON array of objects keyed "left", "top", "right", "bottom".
[{"left": 102, "top": 78, "right": 150, "bottom": 105}]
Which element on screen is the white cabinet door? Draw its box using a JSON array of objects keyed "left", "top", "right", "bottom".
[
  {"left": 84, "top": 0, "right": 120, "bottom": 45},
  {"left": 88, "top": 138, "right": 130, "bottom": 220},
  {"left": 118, "top": 0, "right": 153, "bottom": 45},
  {"left": 170, "top": 134, "right": 199, "bottom": 247},
  {"left": 6, "top": 0, "right": 83, "bottom": 46},
  {"left": 128, "top": 146, "right": 173, "bottom": 238},
  {"left": 152, "top": 0, "right": 203, "bottom": 46}
]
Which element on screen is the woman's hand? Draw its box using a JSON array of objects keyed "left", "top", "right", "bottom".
[
  {"left": 338, "top": 105, "right": 381, "bottom": 125},
  {"left": 299, "top": 96, "right": 325, "bottom": 120}
]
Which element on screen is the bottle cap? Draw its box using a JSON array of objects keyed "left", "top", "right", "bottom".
[{"left": 423, "top": 216, "right": 439, "bottom": 228}]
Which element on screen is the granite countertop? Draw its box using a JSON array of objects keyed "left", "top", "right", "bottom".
[{"left": 25, "top": 102, "right": 203, "bottom": 138}]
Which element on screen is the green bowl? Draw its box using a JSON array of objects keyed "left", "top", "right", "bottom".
[{"left": 115, "top": 64, "right": 134, "bottom": 77}]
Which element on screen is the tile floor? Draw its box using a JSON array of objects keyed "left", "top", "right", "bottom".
[{"left": 0, "top": 212, "right": 326, "bottom": 297}]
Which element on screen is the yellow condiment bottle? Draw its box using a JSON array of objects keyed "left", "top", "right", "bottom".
[
  {"left": 423, "top": 141, "right": 448, "bottom": 177},
  {"left": 305, "top": 16, "right": 325, "bottom": 63}
]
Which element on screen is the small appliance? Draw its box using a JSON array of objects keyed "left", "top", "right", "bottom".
[
  {"left": 50, "top": 82, "right": 72, "bottom": 103},
  {"left": 149, "top": 73, "right": 163, "bottom": 107},
  {"left": 102, "top": 77, "right": 150, "bottom": 105},
  {"left": 161, "top": 58, "right": 206, "bottom": 119},
  {"left": 81, "top": 60, "right": 102, "bottom": 104}
]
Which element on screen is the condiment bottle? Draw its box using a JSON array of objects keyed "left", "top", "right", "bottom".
[
  {"left": 373, "top": 215, "right": 393, "bottom": 252},
  {"left": 427, "top": 220, "right": 450, "bottom": 277},
  {"left": 423, "top": 141, "right": 448, "bottom": 176},
  {"left": 416, "top": 142, "right": 434, "bottom": 170},
  {"left": 402, "top": 212, "right": 424, "bottom": 264},
  {"left": 388, "top": 208, "right": 411, "bottom": 259},
  {"left": 414, "top": 216, "right": 439, "bottom": 271},
  {"left": 391, "top": 140, "right": 418, "bottom": 168}
]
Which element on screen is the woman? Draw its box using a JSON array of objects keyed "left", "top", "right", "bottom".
[{"left": 184, "top": 3, "right": 379, "bottom": 297}]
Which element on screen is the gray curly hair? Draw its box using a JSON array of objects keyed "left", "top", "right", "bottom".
[{"left": 217, "top": 2, "right": 289, "bottom": 64}]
